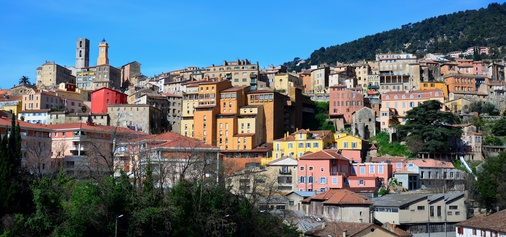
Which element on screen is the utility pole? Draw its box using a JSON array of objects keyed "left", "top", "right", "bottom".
[{"left": 115, "top": 214, "right": 124, "bottom": 237}]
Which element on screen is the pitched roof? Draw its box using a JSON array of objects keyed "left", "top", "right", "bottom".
[
  {"left": 299, "top": 150, "right": 351, "bottom": 161},
  {"left": 305, "top": 222, "right": 396, "bottom": 237},
  {"left": 383, "top": 222, "right": 413, "bottom": 237},
  {"left": 371, "top": 194, "right": 428, "bottom": 208},
  {"left": 302, "top": 189, "right": 372, "bottom": 205},
  {"left": 408, "top": 159, "right": 454, "bottom": 168},
  {"left": 130, "top": 131, "right": 218, "bottom": 150},
  {"left": 44, "top": 123, "right": 145, "bottom": 135},
  {"left": 457, "top": 208, "right": 506, "bottom": 232},
  {"left": 0, "top": 117, "right": 52, "bottom": 131}
]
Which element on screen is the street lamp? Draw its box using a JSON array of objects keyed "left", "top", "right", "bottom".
[{"left": 115, "top": 214, "right": 124, "bottom": 237}]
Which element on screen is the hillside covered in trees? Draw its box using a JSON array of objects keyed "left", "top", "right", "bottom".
[{"left": 284, "top": 2, "right": 506, "bottom": 71}]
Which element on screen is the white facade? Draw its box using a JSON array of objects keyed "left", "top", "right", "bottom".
[{"left": 456, "top": 227, "right": 506, "bottom": 237}]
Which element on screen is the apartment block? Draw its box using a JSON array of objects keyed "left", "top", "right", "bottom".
[
  {"left": 204, "top": 59, "right": 260, "bottom": 89},
  {"left": 108, "top": 104, "right": 163, "bottom": 134},
  {"left": 272, "top": 129, "right": 334, "bottom": 160},
  {"left": 91, "top": 87, "right": 127, "bottom": 114},
  {"left": 329, "top": 85, "right": 365, "bottom": 124},
  {"left": 36, "top": 61, "right": 76, "bottom": 89},
  {"left": 379, "top": 89, "right": 445, "bottom": 131}
]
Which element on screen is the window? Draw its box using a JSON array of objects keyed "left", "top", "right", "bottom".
[
  {"left": 288, "top": 143, "right": 293, "bottom": 149},
  {"left": 314, "top": 142, "right": 319, "bottom": 148},
  {"left": 308, "top": 176, "right": 313, "bottom": 184},
  {"left": 332, "top": 177, "right": 338, "bottom": 184},
  {"left": 449, "top": 205, "right": 458, "bottom": 210},
  {"left": 320, "top": 167, "right": 324, "bottom": 172},
  {"left": 343, "top": 142, "right": 348, "bottom": 148},
  {"left": 417, "top": 206, "right": 425, "bottom": 210},
  {"left": 358, "top": 180, "right": 365, "bottom": 185},
  {"left": 306, "top": 143, "right": 311, "bottom": 148},
  {"left": 319, "top": 177, "right": 327, "bottom": 184},
  {"left": 299, "top": 176, "right": 306, "bottom": 183},
  {"left": 309, "top": 166, "right": 313, "bottom": 171},
  {"left": 298, "top": 143, "right": 303, "bottom": 148},
  {"left": 369, "top": 165, "right": 374, "bottom": 174},
  {"left": 378, "top": 165, "right": 384, "bottom": 174},
  {"left": 351, "top": 142, "right": 357, "bottom": 148},
  {"left": 360, "top": 166, "right": 365, "bottom": 174},
  {"left": 430, "top": 206, "right": 434, "bottom": 217},
  {"left": 300, "top": 167, "right": 304, "bottom": 171}
]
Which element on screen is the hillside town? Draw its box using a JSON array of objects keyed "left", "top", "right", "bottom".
[{"left": 2, "top": 38, "right": 506, "bottom": 237}]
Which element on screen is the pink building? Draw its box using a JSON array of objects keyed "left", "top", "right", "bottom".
[
  {"left": 351, "top": 162, "right": 392, "bottom": 188},
  {"left": 329, "top": 85, "right": 365, "bottom": 124},
  {"left": 371, "top": 156, "right": 408, "bottom": 173},
  {"left": 297, "top": 150, "right": 352, "bottom": 192}
]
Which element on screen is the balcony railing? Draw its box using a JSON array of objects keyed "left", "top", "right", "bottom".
[{"left": 279, "top": 168, "right": 291, "bottom": 175}]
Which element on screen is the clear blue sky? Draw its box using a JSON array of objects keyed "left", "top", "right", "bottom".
[{"left": 0, "top": 0, "right": 503, "bottom": 89}]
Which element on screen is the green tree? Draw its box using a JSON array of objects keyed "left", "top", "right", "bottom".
[
  {"left": 492, "top": 117, "right": 506, "bottom": 136},
  {"left": 0, "top": 116, "right": 33, "bottom": 215},
  {"left": 470, "top": 151, "right": 506, "bottom": 212},
  {"left": 18, "top": 76, "right": 31, "bottom": 85},
  {"left": 397, "top": 100, "right": 462, "bottom": 154}
]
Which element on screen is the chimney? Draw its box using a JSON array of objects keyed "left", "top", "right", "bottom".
[
  {"left": 343, "top": 229, "right": 348, "bottom": 237},
  {"left": 321, "top": 223, "right": 325, "bottom": 229}
]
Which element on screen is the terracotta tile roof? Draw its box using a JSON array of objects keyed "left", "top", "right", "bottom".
[
  {"left": 299, "top": 150, "right": 351, "bottom": 161},
  {"left": 457, "top": 208, "right": 506, "bottom": 232},
  {"left": 44, "top": 123, "right": 145, "bottom": 135},
  {"left": 0, "top": 117, "right": 51, "bottom": 131},
  {"left": 371, "top": 156, "right": 408, "bottom": 163},
  {"left": 302, "top": 189, "right": 372, "bottom": 205},
  {"left": 408, "top": 158, "right": 454, "bottom": 168},
  {"left": 128, "top": 131, "right": 218, "bottom": 150},
  {"left": 222, "top": 86, "right": 249, "bottom": 92},
  {"left": 383, "top": 222, "right": 413, "bottom": 237},
  {"left": 305, "top": 222, "right": 381, "bottom": 237}
]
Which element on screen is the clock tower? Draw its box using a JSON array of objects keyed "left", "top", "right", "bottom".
[{"left": 97, "top": 38, "right": 109, "bottom": 65}]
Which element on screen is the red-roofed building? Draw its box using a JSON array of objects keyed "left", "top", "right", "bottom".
[
  {"left": 301, "top": 189, "right": 372, "bottom": 222},
  {"left": 0, "top": 117, "right": 53, "bottom": 176},
  {"left": 45, "top": 122, "right": 144, "bottom": 176},
  {"left": 456, "top": 208, "right": 506, "bottom": 237},
  {"left": 116, "top": 131, "right": 222, "bottom": 188},
  {"left": 405, "top": 158, "right": 466, "bottom": 190},
  {"left": 297, "top": 150, "right": 353, "bottom": 192},
  {"left": 91, "top": 87, "right": 127, "bottom": 113}
]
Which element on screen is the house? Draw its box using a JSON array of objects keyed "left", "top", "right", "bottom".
[
  {"left": 272, "top": 129, "right": 334, "bottom": 160},
  {"left": 456, "top": 208, "right": 506, "bottom": 237},
  {"left": 405, "top": 159, "right": 466, "bottom": 190},
  {"left": 301, "top": 189, "right": 372, "bottom": 223},
  {"left": 351, "top": 162, "right": 392, "bottom": 189},
  {"left": 90, "top": 87, "right": 127, "bottom": 114},
  {"left": 297, "top": 150, "right": 352, "bottom": 192},
  {"left": 116, "top": 131, "right": 222, "bottom": 188},
  {"left": 351, "top": 106, "right": 377, "bottom": 140},
  {"left": 305, "top": 222, "right": 411, "bottom": 237},
  {"left": 286, "top": 191, "right": 316, "bottom": 211},
  {"left": 265, "top": 157, "right": 298, "bottom": 193},
  {"left": 372, "top": 192, "right": 467, "bottom": 235},
  {"left": 335, "top": 133, "right": 368, "bottom": 162}
]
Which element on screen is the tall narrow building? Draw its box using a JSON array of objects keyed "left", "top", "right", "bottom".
[
  {"left": 75, "top": 38, "right": 90, "bottom": 70},
  {"left": 97, "top": 39, "right": 109, "bottom": 65}
]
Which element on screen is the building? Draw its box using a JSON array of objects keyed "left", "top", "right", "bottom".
[
  {"left": 335, "top": 133, "right": 368, "bottom": 163},
  {"left": 75, "top": 38, "right": 90, "bottom": 71},
  {"left": 272, "top": 129, "right": 334, "bottom": 160},
  {"left": 76, "top": 39, "right": 121, "bottom": 90},
  {"left": 91, "top": 87, "right": 127, "bottom": 114},
  {"left": 36, "top": 61, "right": 75, "bottom": 89},
  {"left": 45, "top": 122, "right": 144, "bottom": 176},
  {"left": 329, "top": 85, "right": 365, "bottom": 125},
  {"left": 305, "top": 222, "right": 411, "bottom": 237},
  {"left": 204, "top": 59, "right": 260, "bottom": 89},
  {"left": 405, "top": 159, "right": 466, "bottom": 190},
  {"left": 107, "top": 104, "right": 164, "bottom": 134},
  {"left": 372, "top": 192, "right": 467, "bottom": 235},
  {"left": 120, "top": 61, "right": 141, "bottom": 89},
  {"left": 297, "top": 150, "right": 353, "bottom": 192},
  {"left": 115, "top": 131, "right": 222, "bottom": 188},
  {"left": 0, "top": 117, "right": 53, "bottom": 176},
  {"left": 164, "top": 93, "right": 182, "bottom": 134},
  {"left": 301, "top": 189, "right": 372, "bottom": 223},
  {"left": 456, "top": 208, "right": 506, "bottom": 237},
  {"left": 375, "top": 53, "right": 420, "bottom": 93},
  {"left": 380, "top": 89, "right": 445, "bottom": 131},
  {"left": 351, "top": 107, "right": 377, "bottom": 140}
]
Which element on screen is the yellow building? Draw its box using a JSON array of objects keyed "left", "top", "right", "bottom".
[
  {"left": 0, "top": 97, "right": 22, "bottom": 115},
  {"left": 420, "top": 81, "right": 449, "bottom": 99},
  {"left": 335, "top": 133, "right": 367, "bottom": 163},
  {"left": 273, "top": 73, "right": 300, "bottom": 93},
  {"left": 271, "top": 129, "right": 334, "bottom": 160},
  {"left": 444, "top": 98, "right": 472, "bottom": 115},
  {"left": 204, "top": 59, "right": 260, "bottom": 89}
]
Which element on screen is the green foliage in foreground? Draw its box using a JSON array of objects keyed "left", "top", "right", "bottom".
[
  {"left": 470, "top": 151, "right": 506, "bottom": 212},
  {"left": 1, "top": 170, "right": 299, "bottom": 237}
]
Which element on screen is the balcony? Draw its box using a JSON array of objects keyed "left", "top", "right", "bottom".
[{"left": 279, "top": 168, "right": 291, "bottom": 175}]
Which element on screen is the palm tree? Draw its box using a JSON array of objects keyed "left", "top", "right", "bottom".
[{"left": 19, "top": 76, "right": 30, "bottom": 85}]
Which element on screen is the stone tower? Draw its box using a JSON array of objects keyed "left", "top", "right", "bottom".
[
  {"left": 75, "top": 38, "right": 90, "bottom": 70},
  {"left": 97, "top": 38, "right": 109, "bottom": 65}
]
